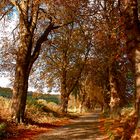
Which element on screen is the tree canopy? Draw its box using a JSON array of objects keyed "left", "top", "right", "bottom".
[{"left": 0, "top": 2, "right": 140, "bottom": 138}]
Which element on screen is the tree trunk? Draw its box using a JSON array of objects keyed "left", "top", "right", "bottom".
[
  {"left": 60, "top": 48, "right": 69, "bottom": 113},
  {"left": 60, "top": 71, "right": 69, "bottom": 113},
  {"left": 11, "top": 65, "right": 29, "bottom": 123},
  {"left": 135, "top": 49, "right": 140, "bottom": 127},
  {"left": 109, "top": 65, "right": 121, "bottom": 118},
  {"left": 10, "top": 7, "right": 32, "bottom": 123},
  {"left": 122, "top": 0, "right": 140, "bottom": 128},
  {"left": 10, "top": 31, "right": 32, "bottom": 123},
  {"left": 61, "top": 97, "right": 69, "bottom": 113},
  {"left": 79, "top": 90, "right": 86, "bottom": 113},
  {"left": 61, "top": 75, "right": 69, "bottom": 113}
]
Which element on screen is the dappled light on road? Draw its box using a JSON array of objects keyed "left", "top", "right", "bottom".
[{"left": 35, "top": 111, "right": 108, "bottom": 140}]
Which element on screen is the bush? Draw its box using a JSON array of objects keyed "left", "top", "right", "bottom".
[{"left": 37, "top": 99, "right": 60, "bottom": 111}]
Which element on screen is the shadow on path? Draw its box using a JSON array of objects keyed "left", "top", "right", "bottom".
[{"left": 35, "top": 111, "right": 108, "bottom": 140}]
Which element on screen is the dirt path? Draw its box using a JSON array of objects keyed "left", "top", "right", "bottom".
[{"left": 34, "top": 111, "right": 108, "bottom": 140}]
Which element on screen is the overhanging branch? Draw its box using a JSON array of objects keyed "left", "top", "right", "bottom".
[{"left": 28, "top": 20, "right": 73, "bottom": 72}]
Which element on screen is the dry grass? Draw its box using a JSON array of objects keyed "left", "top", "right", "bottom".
[
  {"left": 0, "top": 95, "right": 73, "bottom": 139},
  {"left": 0, "top": 96, "right": 11, "bottom": 120},
  {"left": 100, "top": 107, "right": 140, "bottom": 140},
  {"left": 25, "top": 99, "right": 64, "bottom": 124}
]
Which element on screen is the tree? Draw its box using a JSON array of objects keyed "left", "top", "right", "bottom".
[
  {"left": 0, "top": 0, "right": 73, "bottom": 123},
  {"left": 122, "top": 0, "right": 140, "bottom": 129},
  {"left": 32, "top": 22, "right": 91, "bottom": 113},
  {"left": 28, "top": 0, "right": 96, "bottom": 113},
  {"left": 95, "top": 0, "right": 134, "bottom": 116}
]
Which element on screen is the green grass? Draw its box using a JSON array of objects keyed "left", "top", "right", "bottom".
[
  {"left": 27, "top": 94, "right": 60, "bottom": 106},
  {"left": 37, "top": 94, "right": 60, "bottom": 104},
  {"left": 0, "top": 87, "right": 12, "bottom": 98},
  {"left": 0, "top": 87, "right": 60, "bottom": 105}
]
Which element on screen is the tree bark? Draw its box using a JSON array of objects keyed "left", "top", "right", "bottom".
[
  {"left": 79, "top": 87, "right": 86, "bottom": 113},
  {"left": 60, "top": 68, "right": 69, "bottom": 113},
  {"left": 10, "top": 0, "right": 33, "bottom": 123},
  {"left": 109, "top": 64, "right": 121, "bottom": 118},
  {"left": 123, "top": 0, "right": 140, "bottom": 127},
  {"left": 61, "top": 96, "right": 69, "bottom": 113},
  {"left": 11, "top": 65, "right": 29, "bottom": 123},
  {"left": 10, "top": 28, "right": 32, "bottom": 123},
  {"left": 134, "top": 49, "right": 140, "bottom": 127}
]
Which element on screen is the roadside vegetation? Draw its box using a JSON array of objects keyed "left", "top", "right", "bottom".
[
  {"left": 0, "top": 87, "right": 140, "bottom": 140},
  {"left": 99, "top": 106, "right": 140, "bottom": 140},
  {"left": 0, "top": 87, "right": 77, "bottom": 139}
]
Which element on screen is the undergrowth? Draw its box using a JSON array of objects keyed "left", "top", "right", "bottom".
[
  {"left": 102, "top": 107, "right": 140, "bottom": 140},
  {"left": 0, "top": 91, "right": 70, "bottom": 139}
]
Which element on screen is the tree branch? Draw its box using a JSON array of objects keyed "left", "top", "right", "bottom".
[
  {"left": 0, "top": 5, "right": 14, "bottom": 21},
  {"left": 30, "top": 3, "right": 39, "bottom": 33}
]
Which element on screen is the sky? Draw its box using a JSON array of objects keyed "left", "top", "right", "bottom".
[
  {"left": 0, "top": 12, "right": 17, "bottom": 88},
  {"left": 0, "top": 10, "right": 59, "bottom": 94},
  {"left": 0, "top": 77, "right": 10, "bottom": 87},
  {"left": 0, "top": 72, "right": 59, "bottom": 93},
  {"left": 0, "top": 77, "right": 59, "bottom": 94}
]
